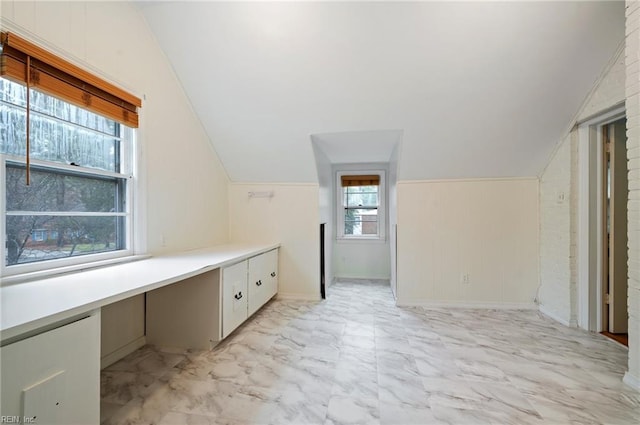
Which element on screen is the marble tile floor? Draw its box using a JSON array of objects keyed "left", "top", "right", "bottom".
[{"left": 101, "top": 280, "right": 640, "bottom": 425}]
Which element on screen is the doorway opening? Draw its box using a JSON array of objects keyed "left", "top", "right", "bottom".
[
  {"left": 310, "top": 130, "right": 401, "bottom": 302},
  {"left": 600, "top": 118, "right": 628, "bottom": 346},
  {"left": 577, "top": 106, "right": 628, "bottom": 340}
]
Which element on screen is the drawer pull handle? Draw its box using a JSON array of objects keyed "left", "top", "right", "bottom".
[
  {"left": 234, "top": 292, "right": 243, "bottom": 300},
  {"left": 270, "top": 272, "right": 276, "bottom": 277},
  {"left": 256, "top": 280, "right": 262, "bottom": 286}
]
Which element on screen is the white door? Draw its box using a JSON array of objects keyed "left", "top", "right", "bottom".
[{"left": 222, "top": 260, "right": 248, "bottom": 338}]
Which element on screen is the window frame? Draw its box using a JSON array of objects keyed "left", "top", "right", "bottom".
[
  {"left": 0, "top": 104, "right": 136, "bottom": 280},
  {"left": 336, "top": 170, "right": 386, "bottom": 241},
  {"left": 0, "top": 30, "right": 143, "bottom": 284}
]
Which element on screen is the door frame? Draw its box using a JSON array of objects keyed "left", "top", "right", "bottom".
[{"left": 577, "top": 104, "right": 625, "bottom": 331}]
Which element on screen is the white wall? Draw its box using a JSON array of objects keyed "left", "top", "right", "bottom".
[
  {"left": 228, "top": 184, "right": 320, "bottom": 300},
  {"left": 333, "top": 242, "right": 390, "bottom": 280},
  {"left": 1, "top": 1, "right": 230, "bottom": 361},
  {"left": 538, "top": 133, "right": 578, "bottom": 325},
  {"left": 397, "top": 178, "right": 539, "bottom": 307},
  {"left": 1, "top": 1, "right": 230, "bottom": 254},
  {"left": 579, "top": 46, "right": 625, "bottom": 121},
  {"left": 538, "top": 47, "right": 625, "bottom": 328},
  {"left": 624, "top": 0, "right": 640, "bottom": 391},
  {"left": 101, "top": 296, "right": 144, "bottom": 368}
]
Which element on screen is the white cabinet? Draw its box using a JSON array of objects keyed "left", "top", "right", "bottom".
[
  {"left": 222, "top": 249, "right": 278, "bottom": 338},
  {"left": 146, "top": 248, "right": 279, "bottom": 344},
  {"left": 0, "top": 313, "right": 100, "bottom": 425},
  {"left": 222, "top": 260, "right": 249, "bottom": 338},
  {"left": 248, "top": 249, "right": 278, "bottom": 316}
]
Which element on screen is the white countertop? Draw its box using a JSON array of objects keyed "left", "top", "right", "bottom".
[{"left": 0, "top": 243, "right": 279, "bottom": 343}]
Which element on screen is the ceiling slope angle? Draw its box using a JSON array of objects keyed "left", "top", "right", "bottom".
[
  {"left": 139, "top": 1, "right": 625, "bottom": 183},
  {"left": 311, "top": 130, "right": 402, "bottom": 165}
]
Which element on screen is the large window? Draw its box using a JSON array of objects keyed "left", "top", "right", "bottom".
[
  {"left": 1, "top": 78, "right": 132, "bottom": 273},
  {"left": 0, "top": 32, "right": 140, "bottom": 278},
  {"left": 337, "top": 172, "right": 385, "bottom": 240}
]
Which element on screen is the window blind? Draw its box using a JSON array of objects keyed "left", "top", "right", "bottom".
[
  {"left": 341, "top": 174, "right": 380, "bottom": 187},
  {"left": 0, "top": 32, "right": 141, "bottom": 128}
]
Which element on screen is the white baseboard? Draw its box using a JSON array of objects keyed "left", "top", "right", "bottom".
[
  {"left": 334, "top": 276, "right": 391, "bottom": 283},
  {"left": 397, "top": 299, "right": 537, "bottom": 310},
  {"left": 623, "top": 372, "right": 640, "bottom": 392},
  {"left": 276, "top": 292, "right": 321, "bottom": 301},
  {"left": 100, "top": 336, "right": 146, "bottom": 369},
  {"left": 538, "top": 304, "right": 572, "bottom": 327}
]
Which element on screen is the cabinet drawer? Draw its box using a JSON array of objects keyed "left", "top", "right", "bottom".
[{"left": 222, "top": 260, "right": 248, "bottom": 338}]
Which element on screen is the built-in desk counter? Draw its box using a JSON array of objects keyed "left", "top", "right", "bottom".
[
  {"left": 0, "top": 243, "right": 279, "bottom": 424},
  {"left": 1, "top": 243, "right": 279, "bottom": 344}
]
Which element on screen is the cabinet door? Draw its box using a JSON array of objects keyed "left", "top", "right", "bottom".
[
  {"left": 264, "top": 249, "right": 279, "bottom": 299},
  {"left": 248, "top": 252, "right": 269, "bottom": 317},
  {"left": 0, "top": 313, "right": 100, "bottom": 424},
  {"left": 248, "top": 249, "right": 279, "bottom": 317},
  {"left": 222, "top": 260, "right": 248, "bottom": 338}
]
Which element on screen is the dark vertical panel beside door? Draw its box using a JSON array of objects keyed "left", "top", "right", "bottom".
[{"left": 320, "top": 223, "right": 326, "bottom": 299}]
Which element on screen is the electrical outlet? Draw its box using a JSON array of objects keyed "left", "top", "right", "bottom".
[{"left": 461, "top": 273, "right": 470, "bottom": 284}]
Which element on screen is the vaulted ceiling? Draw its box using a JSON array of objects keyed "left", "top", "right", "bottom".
[{"left": 138, "top": 1, "right": 624, "bottom": 182}]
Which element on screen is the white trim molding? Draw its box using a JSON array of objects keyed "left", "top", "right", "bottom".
[
  {"left": 336, "top": 169, "right": 387, "bottom": 241},
  {"left": 539, "top": 304, "right": 577, "bottom": 327},
  {"left": 396, "top": 300, "right": 537, "bottom": 310},
  {"left": 100, "top": 336, "right": 146, "bottom": 369},
  {"left": 399, "top": 176, "right": 538, "bottom": 185},
  {"left": 276, "top": 292, "right": 321, "bottom": 301},
  {"left": 623, "top": 372, "right": 640, "bottom": 392},
  {"left": 576, "top": 106, "right": 626, "bottom": 331},
  {"left": 334, "top": 277, "right": 391, "bottom": 283}
]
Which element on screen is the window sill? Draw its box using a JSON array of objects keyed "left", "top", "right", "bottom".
[{"left": 1, "top": 254, "right": 151, "bottom": 286}]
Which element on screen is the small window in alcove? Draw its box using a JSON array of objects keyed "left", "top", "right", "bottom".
[{"left": 337, "top": 172, "right": 385, "bottom": 240}]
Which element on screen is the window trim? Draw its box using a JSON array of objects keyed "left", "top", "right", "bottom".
[
  {"left": 0, "top": 29, "right": 144, "bottom": 284},
  {"left": 336, "top": 170, "right": 386, "bottom": 241}
]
